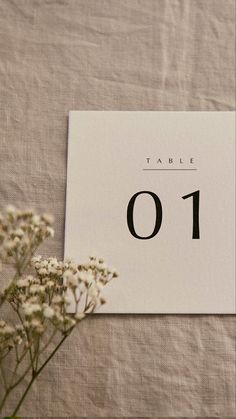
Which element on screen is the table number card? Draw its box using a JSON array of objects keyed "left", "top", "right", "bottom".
[{"left": 65, "top": 111, "right": 235, "bottom": 313}]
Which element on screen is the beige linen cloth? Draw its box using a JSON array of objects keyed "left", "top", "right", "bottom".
[{"left": 0, "top": 0, "right": 235, "bottom": 417}]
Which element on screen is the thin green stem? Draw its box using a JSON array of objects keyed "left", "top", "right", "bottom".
[
  {"left": 37, "top": 334, "right": 67, "bottom": 376},
  {"left": 10, "top": 334, "right": 68, "bottom": 417},
  {"left": 10, "top": 375, "right": 35, "bottom": 417},
  {"left": 38, "top": 329, "right": 57, "bottom": 356},
  {"left": 0, "top": 388, "right": 10, "bottom": 413},
  {"left": 0, "top": 362, "right": 7, "bottom": 390},
  {"left": 13, "top": 306, "right": 35, "bottom": 375}
]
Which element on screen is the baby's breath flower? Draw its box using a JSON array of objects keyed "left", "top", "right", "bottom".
[
  {"left": 17, "top": 278, "right": 30, "bottom": 288},
  {"left": 43, "top": 306, "right": 55, "bottom": 319},
  {"left": 29, "top": 284, "right": 42, "bottom": 294},
  {"left": 22, "top": 302, "right": 41, "bottom": 316},
  {"left": 42, "top": 213, "right": 54, "bottom": 225},
  {"left": 14, "top": 335, "right": 23, "bottom": 345},
  {"left": 31, "top": 255, "right": 42, "bottom": 264},
  {"left": 15, "top": 325, "right": 24, "bottom": 333},
  {"left": 51, "top": 295, "right": 63, "bottom": 304},
  {"left": 68, "top": 277, "right": 79, "bottom": 288},
  {"left": 0, "top": 323, "right": 15, "bottom": 336},
  {"left": 4, "top": 240, "right": 16, "bottom": 251},
  {"left": 45, "top": 280, "right": 54, "bottom": 288},
  {"left": 57, "top": 269, "right": 63, "bottom": 276},
  {"left": 32, "top": 215, "right": 40, "bottom": 226},
  {"left": 38, "top": 267, "right": 47, "bottom": 275},
  {"left": 63, "top": 270, "right": 78, "bottom": 288},
  {"left": 78, "top": 270, "right": 94, "bottom": 285},
  {"left": 14, "top": 228, "right": 24, "bottom": 237},
  {"left": 46, "top": 227, "right": 54, "bottom": 238},
  {"left": 30, "top": 319, "right": 44, "bottom": 334},
  {"left": 0, "top": 205, "right": 118, "bottom": 413},
  {"left": 63, "top": 295, "right": 71, "bottom": 305},
  {"left": 6, "top": 205, "right": 17, "bottom": 215}
]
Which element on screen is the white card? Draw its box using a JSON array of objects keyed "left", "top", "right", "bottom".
[{"left": 65, "top": 111, "right": 235, "bottom": 313}]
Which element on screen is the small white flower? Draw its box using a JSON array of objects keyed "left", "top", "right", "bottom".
[
  {"left": 0, "top": 324, "right": 15, "bottom": 336},
  {"left": 52, "top": 295, "right": 63, "bottom": 304},
  {"left": 79, "top": 270, "right": 94, "bottom": 285},
  {"left": 63, "top": 270, "right": 73, "bottom": 281},
  {"left": 34, "top": 262, "right": 41, "bottom": 269},
  {"left": 15, "top": 325, "right": 24, "bottom": 332},
  {"left": 31, "top": 255, "right": 42, "bottom": 264},
  {"left": 46, "top": 280, "right": 54, "bottom": 288},
  {"left": 5, "top": 325, "right": 15, "bottom": 334},
  {"left": 67, "top": 275, "right": 79, "bottom": 288},
  {"left": 98, "top": 262, "right": 107, "bottom": 270},
  {"left": 29, "top": 284, "right": 41, "bottom": 294},
  {"left": 56, "top": 269, "right": 63, "bottom": 276},
  {"left": 14, "top": 335, "right": 22, "bottom": 344},
  {"left": 46, "top": 227, "right": 54, "bottom": 238},
  {"left": 22, "top": 303, "right": 41, "bottom": 316},
  {"left": 4, "top": 240, "right": 16, "bottom": 251},
  {"left": 24, "top": 208, "right": 35, "bottom": 216},
  {"left": 13, "top": 237, "right": 20, "bottom": 245},
  {"left": 32, "top": 215, "right": 40, "bottom": 226},
  {"left": 40, "top": 260, "right": 49, "bottom": 268},
  {"left": 48, "top": 266, "right": 57, "bottom": 274},
  {"left": 43, "top": 306, "right": 55, "bottom": 318},
  {"left": 14, "top": 228, "right": 24, "bottom": 237},
  {"left": 6, "top": 205, "right": 17, "bottom": 215},
  {"left": 38, "top": 268, "right": 47, "bottom": 275},
  {"left": 42, "top": 213, "right": 54, "bottom": 225},
  {"left": 16, "top": 278, "right": 30, "bottom": 288},
  {"left": 48, "top": 257, "right": 57, "bottom": 263},
  {"left": 30, "top": 319, "right": 44, "bottom": 334},
  {"left": 30, "top": 319, "right": 41, "bottom": 327},
  {"left": 63, "top": 294, "right": 71, "bottom": 305},
  {"left": 69, "top": 261, "right": 78, "bottom": 271}
]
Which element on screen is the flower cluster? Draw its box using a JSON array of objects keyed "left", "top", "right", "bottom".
[
  {"left": 0, "top": 206, "right": 118, "bottom": 416},
  {"left": 0, "top": 206, "right": 54, "bottom": 275},
  {"left": 0, "top": 320, "right": 25, "bottom": 362},
  {"left": 8, "top": 255, "right": 117, "bottom": 338}
]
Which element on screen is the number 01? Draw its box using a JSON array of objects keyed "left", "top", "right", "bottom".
[{"left": 127, "top": 190, "right": 200, "bottom": 239}]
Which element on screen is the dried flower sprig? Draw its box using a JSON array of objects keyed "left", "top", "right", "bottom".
[{"left": 0, "top": 206, "right": 117, "bottom": 417}]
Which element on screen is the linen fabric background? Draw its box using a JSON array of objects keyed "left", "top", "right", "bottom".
[{"left": 0, "top": 0, "right": 235, "bottom": 417}]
